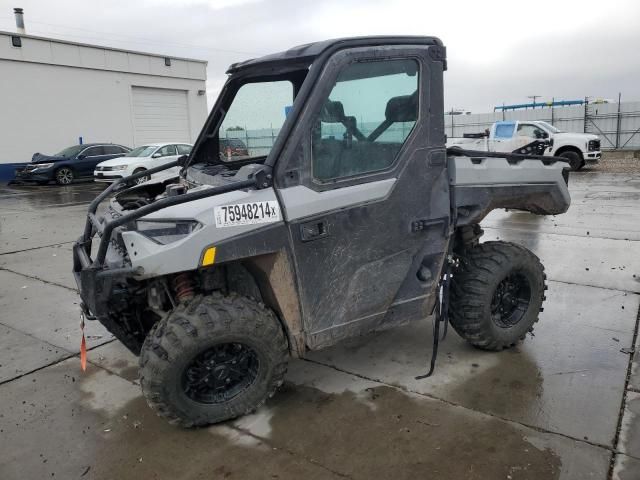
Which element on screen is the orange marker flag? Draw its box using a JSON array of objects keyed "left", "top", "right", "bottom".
[{"left": 80, "top": 313, "right": 87, "bottom": 372}]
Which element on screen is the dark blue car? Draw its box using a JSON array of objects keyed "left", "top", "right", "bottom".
[{"left": 15, "top": 143, "right": 131, "bottom": 185}]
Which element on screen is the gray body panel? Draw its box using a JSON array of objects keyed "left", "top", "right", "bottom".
[
  {"left": 279, "top": 179, "right": 396, "bottom": 221},
  {"left": 121, "top": 187, "right": 283, "bottom": 278}
]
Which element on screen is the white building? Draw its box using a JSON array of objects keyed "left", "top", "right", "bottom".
[{"left": 0, "top": 28, "right": 208, "bottom": 176}]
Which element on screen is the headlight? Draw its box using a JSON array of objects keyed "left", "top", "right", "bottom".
[
  {"left": 111, "top": 165, "right": 128, "bottom": 171},
  {"left": 33, "top": 163, "right": 54, "bottom": 170},
  {"left": 135, "top": 220, "right": 201, "bottom": 245}
]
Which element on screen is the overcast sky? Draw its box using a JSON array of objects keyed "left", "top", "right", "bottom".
[{"left": 1, "top": 0, "right": 639, "bottom": 113}]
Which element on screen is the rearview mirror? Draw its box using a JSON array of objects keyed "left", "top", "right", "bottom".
[{"left": 152, "top": 153, "right": 161, "bottom": 158}]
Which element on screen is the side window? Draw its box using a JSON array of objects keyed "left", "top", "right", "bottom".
[
  {"left": 177, "top": 144, "right": 192, "bottom": 155},
  {"left": 517, "top": 124, "right": 547, "bottom": 139},
  {"left": 311, "top": 59, "right": 419, "bottom": 182},
  {"left": 517, "top": 124, "right": 536, "bottom": 137},
  {"left": 495, "top": 123, "right": 515, "bottom": 138},
  {"left": 156, "top": 145, "right": 177, "bottom": 157},
  {"left": 104, "top": 145, "right": 123, "bottom": 155},
  {"left": 82, "top": 146, "right": 104, "bottom": 157}
]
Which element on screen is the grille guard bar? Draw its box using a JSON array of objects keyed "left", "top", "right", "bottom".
[{"left": 77, "top": 158, "right": 261, "bottom": 268}]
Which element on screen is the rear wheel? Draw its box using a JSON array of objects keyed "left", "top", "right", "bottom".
[
  {"left": 558, "top": 150, "right": 583, "bottom": 171},
  {"left": 139, "top": 292, "right": 289, "bottom": 427},
  {"left": 132, "top": 168, "right": 150, "bottom": 184},
  {"left": 449, "top": 241, "right": 546, "bottom": 351},
  {"left": 54, "top": 167, "right": 74, "bottom": 185}
]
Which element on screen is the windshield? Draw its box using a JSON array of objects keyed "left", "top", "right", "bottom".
[
  {"left": 218, "top": 80, "right": 294, "bottom": 162},
  {"left": 125, "top": 146, "right": 157, "bottom": 157},
  {"left": 537, "top": 121, "right": 564, "bottom": 134},
  {"left": 55, "top": 145, "right": 85, "bottom": 158}
]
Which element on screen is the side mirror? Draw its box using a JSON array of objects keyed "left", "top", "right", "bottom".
[
  {"left": 152, "top": 153, "right": 162, "bottom": 158},
  {"left": 77, "top": 154, "right": 86, "bottom": 160}
]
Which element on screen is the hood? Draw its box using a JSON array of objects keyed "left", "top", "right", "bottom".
[
  {"left": 97, "top": 156, "right": 148, "bottom": 167},
  {"left": 553, "top": 132, "right": 599, "bottom": 141},
  {"left": 31, "top": 153, "right": 64, "bottom": 163}
]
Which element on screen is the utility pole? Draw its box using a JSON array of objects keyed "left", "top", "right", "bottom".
[
  {"left": 615, "top": 92, "right": 622, "bottom": 149},
  {"left": 527, "top": 95, "right": 540, "bottom": 109}
]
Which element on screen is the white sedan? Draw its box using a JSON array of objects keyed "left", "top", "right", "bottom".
[{"left": 94, "top": 142, "right": 192, "bottom": 184}]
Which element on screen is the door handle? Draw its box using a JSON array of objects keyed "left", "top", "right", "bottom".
[{"left": 300, "top": 219, "right": 328, "bottom": 242}]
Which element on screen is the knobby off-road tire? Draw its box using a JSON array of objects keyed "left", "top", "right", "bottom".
[
  {"left": 139, "top": 292, "right": 289, "bottom": 427},
  {"left": 449, "top": 241, "right": 546, "bottom": 351}
]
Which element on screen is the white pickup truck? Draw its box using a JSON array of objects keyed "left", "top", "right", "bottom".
[{"left": 448, "top": 120, "right": 601, "bottom": 170}]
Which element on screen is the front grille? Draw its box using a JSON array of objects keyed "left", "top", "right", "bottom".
[
  {"left": 96, "top": 166, "right": 114, "bottom": 172},
  {"left": 588, "top": 139, "right": 600, "bottom": 151}
]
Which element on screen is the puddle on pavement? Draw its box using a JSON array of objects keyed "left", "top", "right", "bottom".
[
  {"left": 84, "top": 382, "right": 560, "bottom": 479},
  {"left": 446, "top": 349, "right": 544, "bottom": 419},
  {"left": 2, "top": 361, "right": 562, "bottom": 480},
  {"left": 263, "top": 383, "right": 561, "bottom": 479},
  {"left": 107, "top": 358, "right": 140, "bottom": 383}
]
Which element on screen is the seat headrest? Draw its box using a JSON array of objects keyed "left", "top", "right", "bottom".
[
  {"left": 321, "top": 100, "right": 346, "bottom": 123},
  {"left": 385, "top": 91, "right": 418, "bottom": 123}
]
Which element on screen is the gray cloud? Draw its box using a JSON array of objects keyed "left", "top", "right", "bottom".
[{"left": 2, "top": 0, "right": 638, "bottom": 113}]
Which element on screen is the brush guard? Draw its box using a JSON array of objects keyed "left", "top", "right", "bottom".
[{"left": 72, "top": 157, "right": 271, "bottom": 318}]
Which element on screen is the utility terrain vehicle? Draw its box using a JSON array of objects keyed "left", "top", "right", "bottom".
[{"left": 73, "top": 36, "right": 571, "bottom": 427}]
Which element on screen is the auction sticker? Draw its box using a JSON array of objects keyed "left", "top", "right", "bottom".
[{"left": 214, "top": 200, "right": 281, "bottom": 228}]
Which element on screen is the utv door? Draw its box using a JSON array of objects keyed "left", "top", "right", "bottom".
[{"left": 277, "top": 46, "right": 451, "bottom": 349}]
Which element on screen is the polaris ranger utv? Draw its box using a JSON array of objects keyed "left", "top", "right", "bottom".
[{"left": 73, "top": 36, "right": 570, "bottom": 427}]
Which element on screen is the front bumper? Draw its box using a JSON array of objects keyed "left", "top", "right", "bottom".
[
  {"left": 14, "top": 167, "right": 54, "bottom": 181},
  {"left": 584, "top": 151, "right": 601, "bottom": 165},
  {"left": 94, "top": 170, "right": 124, "bottom": 183},
  {"left": 72, "top": 240, "right": 132, "bottom": 318},
  {"left": 73, "top": 156, "right": 256, "bottom": 316}
]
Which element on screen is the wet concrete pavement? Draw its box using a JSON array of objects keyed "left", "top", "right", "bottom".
[{"left": 0, "top": 172, "right": 639, "bottom": 479}]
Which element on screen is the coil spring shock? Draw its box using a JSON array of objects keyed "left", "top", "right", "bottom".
[{"left": 172, "top": 273, "right": 195, "bottom": 302}]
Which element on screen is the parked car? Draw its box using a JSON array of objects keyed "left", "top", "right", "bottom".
[
  {"left": 15, "top": 143, "right": 131, "bottom": 185},
  {"left": 219, "top": 138, "right": 249, "bottom": 159},
  {"left": 447, "top": 120, "right": 601, "bottom": 171},
  {"left": 94, "top": 143, "right": 193, "bottom": 184}
]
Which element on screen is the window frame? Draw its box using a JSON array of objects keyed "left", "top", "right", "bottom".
[
  {"left": 272, "top": 45, "right": 435, "bottom": 194},
  {"left": 309, "top": 57, "right": 421, "bottom": 184}
]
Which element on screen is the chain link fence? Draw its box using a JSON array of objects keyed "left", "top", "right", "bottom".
[{"left": 445, "top": 100, "right": 640, "bottom": 150}]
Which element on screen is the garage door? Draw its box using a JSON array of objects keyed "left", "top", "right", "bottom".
[{"left": 131, "top": 87, "right": 190, "bottom": 145}]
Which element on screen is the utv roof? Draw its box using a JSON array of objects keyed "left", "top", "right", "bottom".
[{"left": 226, "top": 36, "right": 444, "bottom": 74}]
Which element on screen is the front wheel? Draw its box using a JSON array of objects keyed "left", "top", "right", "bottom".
[
  {"left": 449, "top": 241, "right": 546, "bottom": 351},
  {"left": 132, "top": 168, "right": 150, "bottom": 184},
  {"left": 559, "top": 151, "right": 583, "bottom": 171},
  {"left": 139, "top": 293, "right": 289, "bottom": 427},
  {"left": 55, "top": 167, "right": 74, "bottom": 185}
]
